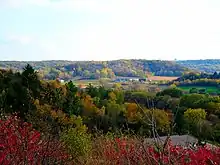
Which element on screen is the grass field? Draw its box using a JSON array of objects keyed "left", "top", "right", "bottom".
[
  {"left": 148, "top": 76, "right": 178, "bottom": 81},
  {"left": 178, "top": 86, "right": 220, "bottom": 94}
]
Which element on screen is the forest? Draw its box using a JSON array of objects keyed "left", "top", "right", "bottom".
[
  {"left": 0, "top": 60, "right": 189, "bottom": 80},
  {"left": 172, "top": 72, "right": 220, "bottom": 95},
  {"left": 0, "top": 64, "right": 220, "bottom": 164},
  {"left": 177, "top": 59, "right": 220, "bottom": 73},
  {"left": 176, "top": 72, "right": 220, "bottom": 81}
]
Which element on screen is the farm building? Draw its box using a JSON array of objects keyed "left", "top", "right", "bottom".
[
  {"left": 114, "top": 77, "right": 147, "bottom": 83},
  {"left": 145, "top": 135, "right": 198, "bottom": 147}
]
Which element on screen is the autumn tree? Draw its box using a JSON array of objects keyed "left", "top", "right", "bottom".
[
  {"left": 142, "top": 109, "right": 171, "bottom": 135},
  {"left": 124, "top": 103, "right": 141, "bottom": 123},
  {"left": 184, "top": 108, "right": 207, "bottom": 135},
  {"left": 184, "top": 108, "right": 206, "bottom": 125}
]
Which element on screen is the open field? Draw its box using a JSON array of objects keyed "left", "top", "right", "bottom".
[
  {"left": 70, "top": 76, "right": 179, "bottom": 91},
  {"left": 178, "top": 86, "right": 220, "bottom": 94},
  {"left": 72, "top": 79, "right": 114, "bottom": 88},
  {"left": 72, "top": 79, "right": 100, "bottom": 86},
  {"left": 148, "top": 76, "right": 178, "bottom": 81}
]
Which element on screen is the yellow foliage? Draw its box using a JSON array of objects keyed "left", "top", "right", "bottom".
[
  {"left": 113, "top": 83, "right": 121, "bottom": 89},
  {"left": 81, "top": 95, "right": 100, "bottom": 116},
  {"left": 125, "top": 103, "right": 140, "bottom": 122},
  {"left": 108, "top": 92, "right": 117, "bottom": 102},
  {"left": 184, "top": 108, "right": 206, "bottom": 125},
  {"left": 34, "top": 99, "right": 85, "bottom": 128},
  {"left": 145, "top": 109, "right": 171, "bottom": 133}
]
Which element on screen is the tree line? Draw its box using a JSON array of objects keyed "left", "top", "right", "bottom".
[
  {"left": 177, "top": 72, "right": 220, "bottom": 81},
  {"left": 0, "top": 60, "right": 189, "bottom": 80},
  {"left": 177, "top": 59, "right": 220, "bottom": 73}
]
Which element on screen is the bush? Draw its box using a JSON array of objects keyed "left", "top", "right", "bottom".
[
  {"left": 199, "top": 88, "right": 206, "bottom": 94},
  {"left": 103, "top": 137, "right": 220, "bottom": 165},
  {"left": 0, "top": 115, "right": 69, "bottom": 165},
  {"left": 60, "top": 118, "right": 92, "bottom": 158},
  {"left": 189, "top": 88, "right": 198, "bottom": 94}
]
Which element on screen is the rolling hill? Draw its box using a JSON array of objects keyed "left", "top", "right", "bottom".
[
  {"left": 0, "top": 59, "right": 190, "bottom": 80},
  {"left": 177, "top": 59, "right": 220, "bottom": 73}
]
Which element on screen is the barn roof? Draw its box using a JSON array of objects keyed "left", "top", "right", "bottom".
[{"left": 145, "top": 135, "right": 198, "bottom": 146}]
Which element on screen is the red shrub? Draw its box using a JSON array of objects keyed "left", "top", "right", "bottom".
[
  {"left": 104, "top": 138, "right": 220, "bottom": 165},
  {"left": 0, "top": 115, "right": 69, "bottom": 165}
]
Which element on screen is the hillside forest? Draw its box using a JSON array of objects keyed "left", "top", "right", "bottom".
[
  {"left": 177, "top": 59, "right": 220, "bottom": 73},
  {"left": 0, "top": 60, "right": 190, "bottom": 80},
  {"left": 0, "top": 64, "right": 220, "bottom": 164}
]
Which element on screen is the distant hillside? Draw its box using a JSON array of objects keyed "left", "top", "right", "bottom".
[
  {"left": 177, "top": 59, "right": 220, "bottom": 73},
  {"left": 0, "top": 60, "right": 189, "bottom": 80}
]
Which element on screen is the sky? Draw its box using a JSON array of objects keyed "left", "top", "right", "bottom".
[{"left": 0, "top": 0, "right": 220, "bottom": 61}]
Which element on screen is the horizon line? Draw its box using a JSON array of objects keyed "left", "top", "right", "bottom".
[{"left": 1, "top": 58, "right": 220, "bottom": 62}]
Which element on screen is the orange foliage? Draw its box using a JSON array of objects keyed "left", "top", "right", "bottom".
[
  {"left": 125, "top": 103, "right": 141, "bottom": 122},
  {"left": 81, "top": 95, "right": 100, "bottom": 116}
]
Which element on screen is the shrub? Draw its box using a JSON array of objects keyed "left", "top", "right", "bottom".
[
  {"left": 189, "top": 88, "right": 198, "bottom": 94},
  {"left": 60, "top": 117, "right": 92, "bottom": 158},
  {"left": 0, "top": 115, "right": 69, "bottom": 165},
  {"left": 103, "top": 137, "right": 220, "bottom": 165}
]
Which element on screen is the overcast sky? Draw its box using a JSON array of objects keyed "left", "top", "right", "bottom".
[{"left": 0, "top": 0, "right": 220, "bottom": 61}]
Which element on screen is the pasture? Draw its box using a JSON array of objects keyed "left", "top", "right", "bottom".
[{"left": 178, "top": 86, "right": 219, "bottom": 94}]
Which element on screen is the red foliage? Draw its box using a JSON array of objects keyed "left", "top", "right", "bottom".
[
  {"left": 104, "top": 138, "right": 220, "bottom": 165},
  {"left": 0, "top": 115, "right": 69, "bottom": 165}
]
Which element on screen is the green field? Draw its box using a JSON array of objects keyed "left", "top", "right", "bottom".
[{"left": 178, "top": 86, "right": 220, "bottom": 94}]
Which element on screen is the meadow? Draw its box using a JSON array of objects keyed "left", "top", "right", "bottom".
[{"left": 178, "top": 86, "right": 220, "bottom": 94}]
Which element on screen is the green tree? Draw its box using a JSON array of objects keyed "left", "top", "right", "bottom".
[
  {"left": 173, "top": 107, "right": 187, "bottom": 135},
  {"left": 144, "top": 109, "right": 171, "bottom": 134},
  {"left": 184, "top": 108, "right": 206, "bottom": 125},
  {"left": 60, "top": 116, "right": 92, "bottom": 158},
  {"left": 22, "top": 64, "right": 41, "bottom": 98},
  {"left": 180, "top": 94, "right": 205, "bottom": 108},
  {"left": 83, "top": 70, "right": 90, "bottom": 78},
  {"left": 184, "top": 108, "right": 207, "bottom": 135},
  {"left": 0, "top": 65, "right": 40, "bottom": 120},
  {"left": 189, "top": 88, "right": 198, "bottom": 94},
  {"left": 106, "top": 101, "right": 125, "bottom": 129},
  {"left": 63, "top": 81, "right": 81, "bottom": 116},
  {"left": 157, "top": 87, "right": 183, "bottom": 98},
  {"left": 100, "top": 68, "right": 108, "bottom": 78}
]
